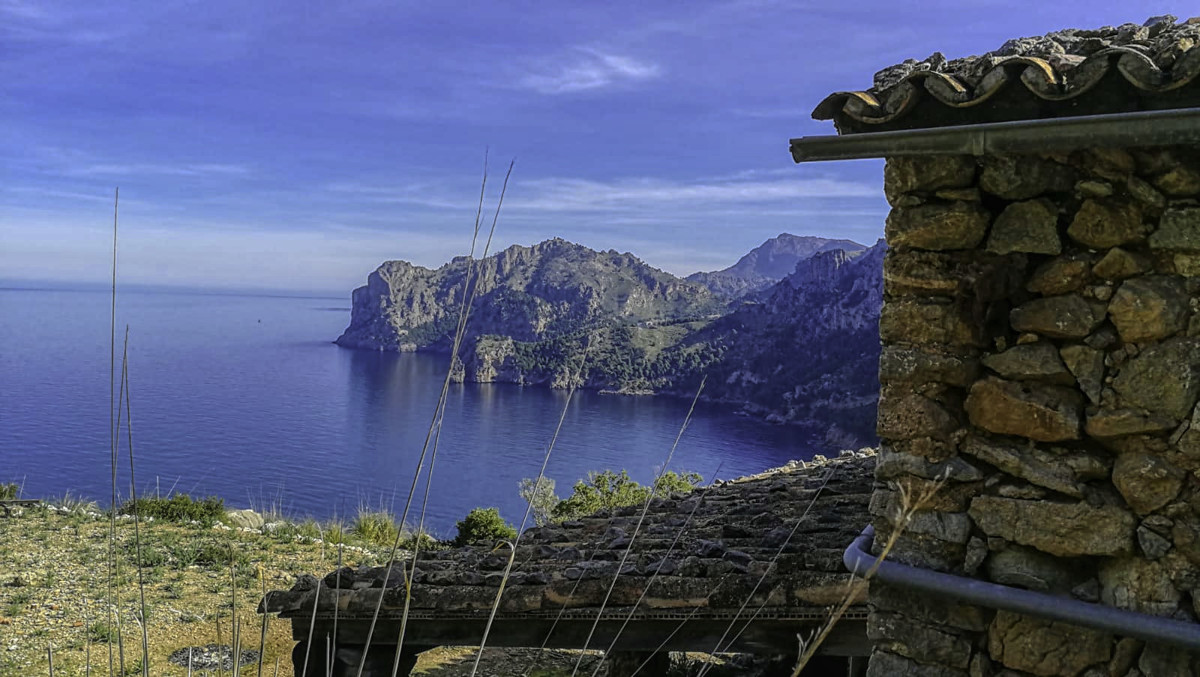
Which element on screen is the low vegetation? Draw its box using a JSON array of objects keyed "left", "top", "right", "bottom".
[{"left": 453, "top": 507, "right": 517, "bottom": 546}]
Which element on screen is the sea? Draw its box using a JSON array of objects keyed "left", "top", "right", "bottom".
[{"left": 0, "top": 285, "right": 826, "bottom": 535}]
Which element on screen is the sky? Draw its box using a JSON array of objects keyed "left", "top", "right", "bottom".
[{"left": 1, "top": 1, "right": 1186, "bottom": 294}]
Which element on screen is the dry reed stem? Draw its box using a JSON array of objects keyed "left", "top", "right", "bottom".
[
  {"left": 257, "top": 565, "right": 268, "bottom": 676},
  {"left": 107, "top": 186, "right": 119, "bottom": 677},
  {"left": 787, "top": 473, "right": 947, "bottom": 676},
  {"left": 571, "top": 376, "right": 707, "bottom": 677},
  {"left": 119, "top": 330, "right": 151, "bottom": 676}
]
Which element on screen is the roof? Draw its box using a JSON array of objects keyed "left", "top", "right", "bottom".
[
  {"left": 814, "top": 16, "right": 1200, "bottom": 133},
  {"left": 261, "top": 451, "right": 876, "bottom": 653}
]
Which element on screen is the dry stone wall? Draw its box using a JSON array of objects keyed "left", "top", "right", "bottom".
[{"left": 872, "top": 146, "right": 1200, "bottom": 676}]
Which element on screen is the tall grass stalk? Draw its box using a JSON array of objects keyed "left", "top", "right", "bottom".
[
  {"left": 590, "top": 460, "right": 725, "bottom": 677},
  {"left": 119, "top": 329, "right": 151, "bottom": 676},
  {"left": 47, "top": 643, "right": 54, "bottom": 677},
  {"left": 256, "top": 565, "right": 268, "bottom": 677},
  {"left": 301, "top": 576, "right": 323, "bottom": 677},
  {"left": 352, "top": 154, "right": 513, "bottom": 677},
  {"left": 787, "top": 476, "right": 945, "bottom": 676},
  {"left": 468, "top": 337, "right": 593, "bottom": 677},
  {"left": 570, "top": 376, "right": 707, "bottom": 677},
  {"left": 693, "top": 466, "right": 838, "bottom": 677},
  {"left": 330, "top": 544, "right": 343, "bottom": 677},
  {"left": 107, "top": 185, "right": 120, "bottom": 677}
]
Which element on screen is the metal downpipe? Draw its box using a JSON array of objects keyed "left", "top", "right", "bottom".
[{"left": 843, "top": 525, "right": 1200, "bottom": 652}]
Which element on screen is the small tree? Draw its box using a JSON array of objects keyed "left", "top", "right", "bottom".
[
  {"left": 550, "top": 469, "right": 702, "bottom": 522},
  {"left": 454, "top": 507, "right": 517, "bottom": 547},
  {"left": 518, "top": 476, "right": 559, "bottom": 527}
]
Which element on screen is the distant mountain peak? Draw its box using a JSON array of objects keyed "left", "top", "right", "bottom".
[{"left": 686, "top": 233, "right": 866, "bottom": 300}]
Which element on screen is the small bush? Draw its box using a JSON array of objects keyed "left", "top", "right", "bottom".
[
  {"left": 119, "top": 494, "right": 225, "bottom": 525},
  {"left": 551, "top": 469, "right": 702, "bottom": 522},
  {"left": 518, "top": 476, "right": 559, "bottom": 527},
  {"left": 0, "top": 482, "right": 19, "bottom": 500},
  {"left": 352, "top": 511, "right": 399, "bottom": 547},
  {"left": 453, "top": 507, "right": 517, "bottom": 547}
]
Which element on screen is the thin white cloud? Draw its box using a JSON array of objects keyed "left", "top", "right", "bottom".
[
  {"left": 61, "top": 163, "right": 251, "bottom": 178},
  {"left": 518, "top": 48, "right": 660, "bottom": 94}
]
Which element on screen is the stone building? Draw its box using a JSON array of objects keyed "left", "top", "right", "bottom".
[{"left": 791, "top": 15, "right": 1200, "bottom": 677}]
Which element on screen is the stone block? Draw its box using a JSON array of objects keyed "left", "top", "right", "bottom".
[
  {"left": 867, "top": 650, "right": 970, "bottom": 677},
  {"left": 876, "top": 446, "right": 984, "bottom": 483},
  {"left": 1067, "top": 198, "right": 1148, "bottom": 249},
  {"left": 959, "top": 435, "right": 1088, "bottom": 498},
  {"left": 985, "top": 545, "right": 1084, "bottom": 592},
  {"left": 1059, "top": 344, "right": 1105, "bottom": 404},
  {"left": 987, "top": 198, "right": 1061, "bottom": 255},
  {"left": 1112, "top": 452, "right": 1185, "bottom": 515},
  {"left": 1107, "top": 275, "right": 1189, "bottom": 343},
  {"left": 869, "top": 611, "right": 973, "bottom": 669},
  {"left": 1085, "top": 409, "right": 1178, "bottom": 440},
  {"left": 1027, "top": 254, "right": 1093, "bottom": 295},
  {"left": 965, "top": 377, "right": 1083, "bottom": 442},
  {"left": 988, "top": 610, "right": 1112, "bottom": 676},
  {"left": 1098, "top": 557, "right": 1182, "bottom": 616},
  {"left": 1153, "top": 166, "right": 1200, "bottom": 196},
  {"left": 982, "top": 342, "right": 1074, "bottom": 385},
  {"left": 980, "top": 155, "right": 1076, "bottom": 199},
  {"left": 969, "top": 496, "right": 1135, "bottom": 557},
  {"left": 877, "top": 391, "right": 958, "bottom": 441},
  {"left": 1010, "top": 294, "right": 1106, "bottom": 339},
  {"left": 880, "top": 298, "right": 983, "bottom": 347},
  {"left": 1150, "top": 207, "right": 1200, "bottom": 251},
  {"left": 884, "top": 155, "right": 977, "bottom": 204},
  {"left": 1112, "top": 338, "right": 1200, "bottom": 419},
  {"left": 886, "top": 202, "right": 991, "bottom": 251},
  {"left": 879, "top": 346, "right": 979, "bottom": 387},
  {"left": 1092, "top": 247, "right": 1149, "bottom": 280}
]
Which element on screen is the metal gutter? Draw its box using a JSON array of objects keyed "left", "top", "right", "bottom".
[
  {"left": 843, "top": 525, "right": 1200, "bottom": 652},
  {"left": 790, "top": 107, "right": 1200, "bottom": 162}
]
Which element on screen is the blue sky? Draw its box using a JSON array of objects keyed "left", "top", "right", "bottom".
[{"left": 1, "top": 1, "right": 1184, "bottom": 294}]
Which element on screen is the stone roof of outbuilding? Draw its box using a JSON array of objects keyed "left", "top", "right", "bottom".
[
  {"left": 262, "top": 450, "right": 875, "bottom": 625},
  {"left": 814, "top": 16, "right": 1200, "bottom": 133}
]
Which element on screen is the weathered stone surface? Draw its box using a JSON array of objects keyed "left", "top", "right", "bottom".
[
  {"left": 980, "top": 155, "right": 1075, "bottom": 200},
  {"left": 987, "top": 199, "right": 1061, "bottom": 255},
  {"left": 884, "top": 156, "right": 977, "bottom": 204},
  {"left": 982, "top": 343, "right": 1074, "bottom": 385},
  {"left": 1138, "top": 523, "right": 1173, "bottom": 559},
  {"left": 1174, "top": 252, "right": 1200, "bottom": 276},
  {"left": 886, "top": 202, "right": 991, "bottom": 251},
  {"left": 879, "top": 346, "right": 979, "bottom": 387},
  {"left": 1075, "top": 179, "right": 1113, "bottom": 198},
  {"left": 985, "top": 545, "right": 1082, "bottom": 592},
  {"left": 225, "top": 509, "right": 265, "bottom": 530},
  {"left": 879, "top": 298, "right": 982, "bottom": 347},
  {"left": 869, "top": 612, "right": 973, "bottom": 669},
  {"left": 1010, "top": 295, "right": 1105, "bottom": 339},
  {"left": 877, "top": 391, "right": 957, "bottom": 441},
  {"left": 871, "top": 584, "right": 990, "bottom": 633},
  {"left": 1067, "top": 198, "right": 1147, "bottom": 249},
  {"left": 987, "top": 610, "right": 1111, "bottom": 676},
  {"left": 1153, "top": 166, "right": 1200, "bottom": 196},
  {"left": 876, "top": 446, "right": 984, "bottom": 483},
  {"left": 960, "top": 435, "right": 1090, "bottom": 498},
  {"left": 1085, "top": 409, "right": 1178, "bottom": 440},
  {"left": 902, "top": 510, "right": 973, "bottom": 544},
  {"left": 965, "top": 377, "right": 1082, "bottom": 442},
  {"left": 1112, "top": 452, "right": 1185, "bottom": 515},
  {"left": 1127, "top": 175, "right": 1167, "bottom": 209},
  {"left": 969, "top": 497, "right": 1135, "bottom": 557},
  {"left": 1150, "top": 207, "right": 1200, "bottom": 251},
  {"left": 1112, "top": 338, "right": 1200, "bottom": 419},
  {"left": 1099, "top": 557, "right": 1181, "bottom": 616},
  {"left": 1027, "top": 255, "right": 1092, "bottom": 295},
  {"left": 1092, "top": 247, "right": 1149, "bottom": 280},
  {"left": 867, "top": 650, "right": 969, "bottom": 677},
  {"left": 1107, "top": 275, "right": 1190, "bottom": 343},
  {"left": 1108, "top": 637, "right": 1144, "bottom": 677},
  {"left": 1059, "top": 344, "right": 1104, "bottom": 404},
  {"left": 1139, "top": 643, "right": 1193, "bottom": 677}
]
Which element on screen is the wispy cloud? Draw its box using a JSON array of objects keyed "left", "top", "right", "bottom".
[
  {"left": 60, "top": 163, "right": 252, "bottom": 178},
  {"left": 517, "top": 48, "right": 660, "bottom": 94}
]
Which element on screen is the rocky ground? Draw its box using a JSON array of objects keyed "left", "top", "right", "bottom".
[{"left": 0, "top": 504, "right": 778, "bottom": 676}]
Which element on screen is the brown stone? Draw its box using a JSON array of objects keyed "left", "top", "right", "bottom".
[
  {"left": 869, "top": 612, "right": 973, "bottom": 669},
  {"left": 982, "top": 343, "right": 1074, "bottom": 385},
  {"left": 879, "top": 298, "right": 982, "bottom": 347},
  {"left": 1086, "top": 409, "right": 1178, "bottom": 441},
  {"left": 876, "top": 446, "right": 984, "bottom": 483},
  {"left": 980, "top": 155, "right": 1076, "bottom": 200},
  {"left": 886, "top": 202, "right": 991, "bottom": 251},
  {"left": 1067, "top": 198, "right": 1148, "bottom": 249},
  {"left": 1075, "top": 180, "right": 1113, "bottom": 198},
  {"left": 1107, "top": 275, "right": 1190, "bottom": 343},
  {"left": 985, "top": 545, "right": 1082, "bottom": 592},
  {"left": 1010, "top": 295, "right": 1105, "bottom": 339},
  {"left": 1139, "top": 643, "right": 1194, "bottom": 677},
  {"left": 882, "top": 250, "right": 960, "bottom": 296},
  {"left": 866, "top": 650, "right": 969, "bottom": 677},
  {"left": 1112, "top": 338, "right": 1200, "bottom": 419},
  {"left": 959, "top": 435, "right": 1088, "bottom": 498},
  {"left": 969, "top": 496, "right": 1135, "bottom": 557},
  {"left": 1091, "top": 247, "right": 1149, "bottom": 281},
  {"left": 1098, "top": 557, "right": 1181, "bottom": 616},
  {"left": 1059, "top": 344, "right": 1104, "bottom": 404},
  {"left": 879, "top": 346, "right": 979, "bottom": 387},
  {"left": 987, "top": 199, "right": 1061, "bottom": 255},
  {"left": 965, "top": 377, "right": 1082, "bottom": 442},
  {"left": 877, "top": 391, "right": 957, "bottom": 441},
  {"left": 1112, "top": 452, "right": 1185, "bottom": 515},
  {"left": 1153, "top": 166, "right": 1200, "bottom": 196},
  {"left": 1027, "top": 255, "right": 1092, "bottom": 295},
  {"left": 1174, "top": 253, "right": 1200, "bottom": 276},
  {"left": 1149, "top": 207, "right": 1200, "bottom": 251},
  {"left": 884, "top": 156, "right": 977, "bottom": 205},
  {"left": 987, "top": 610, "right": 1112, "bottom": 676}
]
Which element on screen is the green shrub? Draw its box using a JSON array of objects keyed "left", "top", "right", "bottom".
[
  {"left": 119, "top": 494, "right": 225, "bottom": 525},
  {"left": 352, "top": 510, "right": 399, "bottom": 547},
  {"left": 453, "top": 507, "right": 517, "bottom": 546},
  {"left": 0, "top": 482, "right": 19, "bottom": 500},
  {"left": 551, "top": 469, "right": 702, "bottom": 522},
  {"left": 518, "top": 476, "right": 559, "bottom": 527}
]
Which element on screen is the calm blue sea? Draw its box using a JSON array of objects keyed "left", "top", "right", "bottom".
[{"left": 0, "top": 286, "right": 822, "bottom": 535}]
